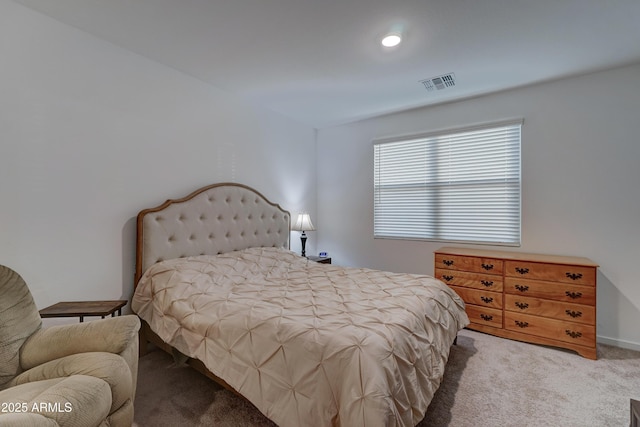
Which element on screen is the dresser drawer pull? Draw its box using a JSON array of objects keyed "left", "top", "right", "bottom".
[
  {"left": 514, "top": 320, "right": 529, "bottom": 328},
  {"left": 480, "top": 314, "right": 493, "bottom": 322},
  {"left": 565, "top": 310, "right": 582, "bottom": 318},
  {"left": 480, "top": 280, "right": 494, "bottom": 287},
  {"left": 481, "top": 263, "right": 494, "bottom": 271},
  {"left": 565, "top": 330, "right": 582, "bottom": 339},
  {"left": 443, "top": 259, "right": 454, "bottom": 266},
  {"left": 566, "top": 272, "right": 583, "bottom": 281},
  {"left": 515, "top": 301, "right": 529, "bottom": 310},
  {"left": 442, "top": 275, "right": 453, "bottom": 282},
  {"left": 480, "top": 296, "right": 494, "bottom": 304},
  {"left": 565, "top": 291, "right": 582, "bottom": 299},
  {"left": 514, "top": 284, "right": 529, "bottom": 292},
  {"left": 515, "top": 267, "right": 529, "bottom": 275}
]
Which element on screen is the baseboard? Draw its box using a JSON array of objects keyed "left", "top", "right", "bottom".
[{"left": 597, "top": 335, "right": 640, "bottom": 352}]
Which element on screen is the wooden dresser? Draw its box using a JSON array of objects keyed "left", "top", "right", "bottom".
[{"left": 434, "top": 247, "right": 598, "bottom": 359}]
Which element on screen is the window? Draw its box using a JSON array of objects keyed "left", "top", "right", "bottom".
[{"left": 373, "top": 121, "right": 522, "bottom": 246}]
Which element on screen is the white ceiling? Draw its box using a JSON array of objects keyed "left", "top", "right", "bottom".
[{"left": 14, "top": 0, "right": 640, "bottom": 128}]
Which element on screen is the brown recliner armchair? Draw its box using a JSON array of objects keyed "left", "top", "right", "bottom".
[{"left": 0, "top": 265, "right": 140, "bottom": 426}]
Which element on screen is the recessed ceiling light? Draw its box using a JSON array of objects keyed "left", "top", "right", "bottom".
[{"left": 381, "top": 32, "right": 402, "bottom": 48}]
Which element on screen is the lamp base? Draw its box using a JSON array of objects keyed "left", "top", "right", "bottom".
[{"left": 300, "top": 232, "right": 307, "bottom": 257}]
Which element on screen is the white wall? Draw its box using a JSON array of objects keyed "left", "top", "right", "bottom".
[
  {"left": 0, "top": 1, "right": 317, "bottom": 317},
  {"left": 317, "top": 63, "right": 640, "bottom": 351}
]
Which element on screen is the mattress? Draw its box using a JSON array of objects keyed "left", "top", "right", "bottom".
[{"left": 132, "top": 247, "right": 469, "bottom": 427}]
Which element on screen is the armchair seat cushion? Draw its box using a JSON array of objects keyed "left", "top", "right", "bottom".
[{"left": 0, "top": 375, "right": 111, "bottom": 427}]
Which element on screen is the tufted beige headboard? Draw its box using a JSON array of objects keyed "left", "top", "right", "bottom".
[{"left": 134, "top": 183, "right": 290, "bottom": 285}]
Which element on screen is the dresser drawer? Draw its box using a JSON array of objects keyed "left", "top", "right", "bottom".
[
  {"left": 450, "top": 285, "right": 502, "bottom": 309},
  {"left": 466, "top": 305, "right": 503, "bottom": 328},
  {"left": 504, "top": 311, "right": 595, "bottom": 347},
  {"left": 504, "top": 294, "right": 595, "bottom": 325},
  {"left": 504, "top": 277, "right": 595, "bottom": 305},
  {"left": 504, "top": 261, "right": 596, "bottom": 285},
  {"left": 435, "top": 268, "right": 503, "bottom": 292},
  {"left": 435, "top": 253, "right": 504, "bottom": 274}
]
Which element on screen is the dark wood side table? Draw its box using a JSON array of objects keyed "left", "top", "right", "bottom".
[
  {"left": 632, "top": 399, "right": 640, "bottom": 427},
  {"left": 308, "top": 256, "right": 331, "bottom": 264},
  {"left": 39, "top": 300, "right": 127, "bottom": 322}
]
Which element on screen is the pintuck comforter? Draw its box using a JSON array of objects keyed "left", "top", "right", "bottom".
[{"left": 132, "top": 247, "right": 469, "bottom": 427}]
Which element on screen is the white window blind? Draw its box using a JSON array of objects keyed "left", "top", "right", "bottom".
[{"left": 373, "top": 121, "right": 521, "bottom": 245}]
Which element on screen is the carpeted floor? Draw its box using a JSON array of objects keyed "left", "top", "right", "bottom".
[{"left": 133, "top": 329, "right": 640, "bottom": 426}]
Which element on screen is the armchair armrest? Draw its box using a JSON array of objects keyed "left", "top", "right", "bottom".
[{"left": 20, "top": 315, "right": 140, "bottom": 370}]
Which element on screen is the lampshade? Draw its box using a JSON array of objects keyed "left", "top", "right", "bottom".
[{"left": 291, "top": 213, "right": 316, "bottom": 232}]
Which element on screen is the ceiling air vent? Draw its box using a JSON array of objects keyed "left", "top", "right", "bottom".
[{"left": 420, "top": 73, "right": 456, "bottom": 92}]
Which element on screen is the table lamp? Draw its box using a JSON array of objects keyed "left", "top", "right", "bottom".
[{"left": 291, "top": 213, "right": 315, "bottom": 257}]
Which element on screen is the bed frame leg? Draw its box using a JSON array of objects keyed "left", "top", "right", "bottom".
[{"left": 138, "top": 328, "right": 149, "bottom": 356}]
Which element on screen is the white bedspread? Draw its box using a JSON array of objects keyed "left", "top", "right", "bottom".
[{"left": 132, "top": 247, "right": 469, "bottom": 427}]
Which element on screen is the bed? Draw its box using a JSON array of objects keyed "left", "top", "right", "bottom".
[{"left": 131, "top": 182, "right": 469, "bottom": 427}]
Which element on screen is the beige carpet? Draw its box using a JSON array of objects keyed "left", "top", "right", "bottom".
[{"left": 133, "top": 329, "right": 640, "bottom": 426}]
